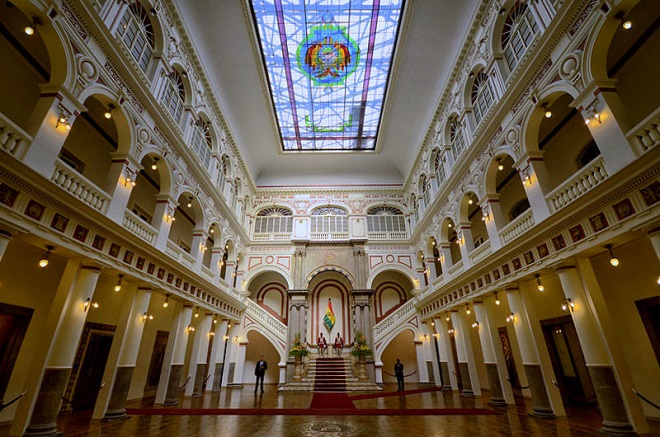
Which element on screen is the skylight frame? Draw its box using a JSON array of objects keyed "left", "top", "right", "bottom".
[{"left": 249, "top": 0, "right": 406, "bottom": 152}]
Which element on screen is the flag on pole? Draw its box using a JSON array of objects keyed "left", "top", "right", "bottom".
[{"left": 323, "top": 298, "right": 336, "bottom": 331}]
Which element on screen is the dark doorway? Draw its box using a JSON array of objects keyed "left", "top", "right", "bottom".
[
  {"left": 497, "top": 326, "right": 522, "bottom": 397},
  {"left": 0, "top": 303, "right": 33, "bottom": 400},
  {"left": 541, "top": 316, "right": 596, "bottom": 406},
  {"left": 636, "top": 295, "right": 660, "bottom": 366},
  {"left": 449, "top": 333, "right": 462, "bottom": 390},
  {"left": 71, "top": 331, "right": 114, "bottom": 411},
  {"left": 145, "top": 330, "right": 169, "bottom": 393}
]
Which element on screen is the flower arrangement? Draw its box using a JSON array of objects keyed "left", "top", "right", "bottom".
[
  {"left": 289, "top": 335, "right": 309, "bottom": 357},
  {"left": 350, "top": 331, "right": 373, "bottom": 358}
]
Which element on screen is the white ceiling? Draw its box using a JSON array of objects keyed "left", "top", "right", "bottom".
[{"left": 175, "top": 1, "right": 479, "bottom": 188}]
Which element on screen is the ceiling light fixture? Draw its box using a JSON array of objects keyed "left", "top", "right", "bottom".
[
  {"left": 104, "top": 104, "right": 115, "bottom": 119},
  {"left": 465, "top": 304, "right": 471, "bottom": 315},
  {"left": 151, "top": 157, "right": 159, "bottom": 171},
  {"left": 24, "top": 17, "right": 41, "bottom": 35},
  {"left": 535, "top": 274, "right": 545, "bottom": 292},
  {"left": 605, "top": 244, "right": 619, "bottom": 267},
  {"left": 163, "top": 294, "right": 169, "bottom": 308},
  {"left": 114, "top": 274, "right": 124, "bottom": 292},
  {"left": 38, "top": 245, "right": 55, "bottom": 268},
  {"left": 542, "top": 103, "right": 552, "bottom": 118},
  {"left": 615, "top": 11, "right": 632, "bottom": 30},
  {"left": 187, "top": 197, "right": 193, "bottom": 208},
  {"left": 494, "top": 292, "right": 501, "bottom": 306},
  {"left": 497, "top": 158, "right": 504, "bottom": 171}
]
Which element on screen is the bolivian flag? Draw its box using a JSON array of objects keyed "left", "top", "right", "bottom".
[{"left": 323, "top": 298, "right": 336, "bottom": 331}]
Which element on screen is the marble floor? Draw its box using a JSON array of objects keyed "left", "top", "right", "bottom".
[{"left": 2, "top": 385, "right": 659, "bottom": 436}]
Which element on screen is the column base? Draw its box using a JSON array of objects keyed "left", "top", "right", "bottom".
[
  {"left": 599, "top": 420, "right": 636, "bottom": 435},
  {"left": 441, "top": 385, "right": 453, "bottom": 391},
  {"left": 487, "top": 397, "right": 507, "bottom": 406},
  {"left": 163, "top": 364, "right": 184, "bottom": 406},
  {"left": 460, "top": 390, "right": 474, "bottom": 398},
  {"left": 24, "top": 368, "right": 71, "bottom": 437},
  {"left": 529, "top": 407, "right": 556, "bottom": 419},
  {"left": 102, "top": 410, "right": 130, "bottom": 421}
]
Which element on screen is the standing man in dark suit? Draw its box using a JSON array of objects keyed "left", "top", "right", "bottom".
[
  {"left": 254, "top": 355, "right": 268, "bottom": 394},
  {"left": 394, "top": 358, "right": 404, "bottom": 392}
]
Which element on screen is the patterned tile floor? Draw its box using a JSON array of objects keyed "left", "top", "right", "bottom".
[{"left": 2, "top": 384, "right": 659, "bottom": 436}]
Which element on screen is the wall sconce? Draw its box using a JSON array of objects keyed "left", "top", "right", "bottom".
[
  {"left": 84, "top": 297, "right": 99, "bottom": 311},
  {"left": 465, "top": 304, "right": 471, "bottom": 315},
  {"left": 188, "top": 325, "right": 195, "bottom": 333},
  {"left": 506, "top": 312, "right": 515, "bottom": 323},
  {"left": 124, "top": 172, "right": 136, "bottom": 187},
  {"left": 541, "top": 103, "right": 552, "bottom": 118},
  {"left": 497, "top": 158, "right": 504, "bottom": 171},
  {"left": 194, "top": 307, "right": 199, "bottom": 318},
  {"left": 471, "top": 321, "right": 480, "bottom": 329},
  {"left": 448, "top": 328, "right": 455, "bottom": 334},
  {"left": 605, "top": 244, "right": 619, "bottom": 267},
  {"left": 423, "top": 334, "right": 429, "bottom": 341},
  {"left": 535, "top": 274, "right": 545, "bottom": 292},
  {"left": 24, "top": 17, "right": 41, "bottom": 35},
  {"left": 233, "top": 336, "right": 239, "bottom": 342},
  {"left": 142, "top": 312, "right": 154, "bottom": 322},
  {"left": 165, "top": 213, "right": 176, "bottom": 222},
  {"left": 163, "top": 294, "right": 169, "bottom": 308},
  {"left": 494, "top": 292, "right": 501, "bottom": 305},
  {"left": 223, "top": 335, "right": 230, "bottom": 340},
  {"left": 56, "top": 113, "right": 71, "bottom": 131},
  {"left": 151, "top": 157, "right": 159, "bottom": 171},
  {"left": 104, "top": 104, "right": 115, "bottom": 120},
  {"left": 615, "top": 11, "right": 632, "bottom": 30},
  {"left": 209, "top": 331, "right": 215, "bottom": 337},
  {"left": 114, "top": 274, "right": 124, "bottom": 292},
  {"left": 433, "top": 333, "right": 439, "bottom": 338},
  {"left": 561, "top": 298, "right": 575, "bottom": 312},
  {"left": 38, "top": 245, "right": 55, "bottom": 268},
  {"left": 523, "top": 170, "right": 531, "bottom": 184},
  {"left": 656, "top": 276, "right": 660, "bottom": 286},
  {"left": 584, "top": 105, "right": 601, "bottom": 125}
]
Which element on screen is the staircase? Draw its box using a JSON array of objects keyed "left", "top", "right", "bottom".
[
  {"left": 279, "top": 357, "right": 381, "bottom": 392},
  {"left": 313, "top": 358, "right": 347, "bottom": 392}
]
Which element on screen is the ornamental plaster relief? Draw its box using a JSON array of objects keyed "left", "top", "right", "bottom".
[{"left": 368, "top": 254, "right": 414, "bottom": 271}]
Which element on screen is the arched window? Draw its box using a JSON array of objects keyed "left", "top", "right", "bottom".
[
  {"left": 190, "top": 118, "right": 212, "bottom": 168},
  {"left": 419, "top": 175, "right": 429, "bottom": 206},
  {"left": 161, "top": 70, "right": 185, "bottom": 122},
  {"left": 254, "top": 207, "right": 293, "bottom": 236},
  {"left": 450, "top": 118, "right": 466, "bottom": 159},
  {"left": 117, "top": 2, "right": 154, "bottom": 72},
  {"left": 366, "top": 206, "right": 406, "bottom": 240},
  {"left": 471, "top": 70, "right": 495, "bottom": 125},
  {"left": 510, "top": 198, "right": 530, "bottom": 220},
  {"left": 218, "top": 156, "right": 228, "bottom": 193},
  {"left": 310, "top": 206, "right": 348, "bottom": 239},
  {"left": 502, "top": 3, "right": 540, "bottom": 72},
  {"left": 434, "top": 151, "right": 446, "bottom": 185}
]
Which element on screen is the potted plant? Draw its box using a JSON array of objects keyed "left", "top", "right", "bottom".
[
  {"left": 350, "top": 331, "right": 373, "bottom": 360},
  {"left": 289, "top": 335, "right": 309, "bottom": 362}
]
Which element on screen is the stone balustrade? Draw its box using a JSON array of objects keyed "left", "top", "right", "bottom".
[{"left": 51, "top": 159, "right": 110, "bottom": 214}]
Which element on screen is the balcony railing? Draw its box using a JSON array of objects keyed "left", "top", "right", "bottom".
[
  {"left": 166, "top": 240, "right": 195, "bottom": 269},
  {"left": 447, "top": 259, "right": 464, "bottom": 276},
  {"left": 123, "top": 209, "right": 157, "bottom": 244},
  {"left": 310, "top": 232, "right": 350, "bottom": 241},
  {"left": 628, "top": 107, "right": 659, "bottom": 153},
  {"left": 469, "top": 239, "right": 491, "bottom": 265},
  {"left": 373, "top": 300, "right": 417, "bottom": 343},
  {"left": 0, "top": 113, "right": 31, "bottom": 158},
  {"left": 367, "top": 231, "right": 408, "bottom": 240},
  {"left": 245, "top": 300, "right": 287, "bottom": 344},
  {"left": 51, "top": 159, "right": 110, "bottom": 214},
  {"left": 500, "top": 209, "right": 534, "bottom": 244},
  {"left": 252, "top": 233, "right": 291, "bottom": 242},
  {"left": 547, "top": 156, "right": 608, "bottom": 213}
]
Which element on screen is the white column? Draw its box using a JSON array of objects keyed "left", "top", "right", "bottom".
[
  {"left": 474, "top": 301, "right": 508, "bottom": 405},
  {"left": 0, "top": 230, "right": 14, "bottom": 263},
  {"left": 450, "top": 309, "right": 481, "bottom": 396},
  {"left": 104, "top": 154, "right": 141, "bottom": 223},
  {"left": 206, "top": 319, "right": 228, "bottom": 391},
  {"left": 507, "top": 287, "right": 564, "bottom": 418},
  {"left": 481, "top": 297, "right": 515, "bottom": 404},
  {"left": 439, "top": 314, "right": 458, "bottom": 390},
  {"left": 414, "top": 339, "right": 429, "bottom": 385},
  {"left": 186, "top": 313, "right": 214, "bottom": 397}
]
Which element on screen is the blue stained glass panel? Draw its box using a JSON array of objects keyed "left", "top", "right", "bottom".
[{"left": 250, "top": 0, "right": 405, "bottom": 151}]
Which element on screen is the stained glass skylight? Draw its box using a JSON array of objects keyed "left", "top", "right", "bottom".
[{"left": 250, "top": 0, "right": 405, "bottom": 151}]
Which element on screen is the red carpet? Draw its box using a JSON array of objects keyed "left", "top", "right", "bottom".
[
  {"left": 126, "top": 407, "right": 496, "bottom": 416},
  {"left": 351, "top": 386, "right": 444, "bottom": 401},
  {"left": 309, "top": 392, "right": 355, "bottom": 409}
]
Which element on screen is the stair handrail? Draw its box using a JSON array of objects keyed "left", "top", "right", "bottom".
[
  {"left": 0, "top": 391, "right": 27, "bottom": 412},
  {"left": 178, "top": 376, "right": 191, "bottom": 391},
  {"left": 632, "top": 388, "right": 660, "bottom": 410}
]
